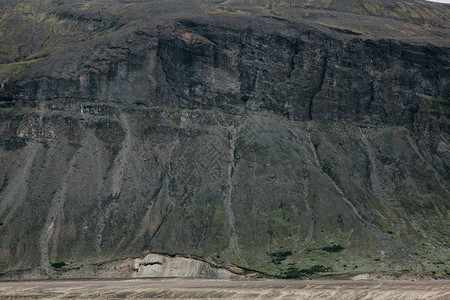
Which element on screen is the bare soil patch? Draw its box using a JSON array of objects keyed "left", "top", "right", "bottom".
[{"left": 0, "top": 279, "right": 449, "bottom": 299}]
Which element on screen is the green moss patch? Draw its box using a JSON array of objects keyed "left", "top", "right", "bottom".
[
  {"left": 322, "top": 245, "right": 344, "bottom": 253},
  {"left": 269, "top": 250, "right": 292, "bottom": 264},
  {"left": 0, "top": 59, "right": 40, "bottom": 80},
  {"left": 137, "top": 111, "right": 160, "bottom": 137},
  {"left": 51, "top": 262, "right": 67, "bottom": 269}
]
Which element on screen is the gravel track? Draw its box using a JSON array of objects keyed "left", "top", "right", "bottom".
[{"left": 0, "top": 279, "right": 449, "bottom": 299}]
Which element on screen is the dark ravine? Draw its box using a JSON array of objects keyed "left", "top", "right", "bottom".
[{"left": 0, "top": 0, "right": 449, "bottom": 279}]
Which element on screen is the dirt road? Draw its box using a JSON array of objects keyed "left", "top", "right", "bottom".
[{"left": 0, "top": 279, "right": 448, "bottom": 299}]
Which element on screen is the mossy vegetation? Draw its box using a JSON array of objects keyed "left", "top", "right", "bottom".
[
  {"left": 199, "top": 4, "right": 250, "bottom": 15},
  {"left": 183, "top": 203, "right": 196, "bottom": 219},
  {"left": 399, "top": 193, "right": 446, "bottom": 214},
  {"left": 0, "top": 105, "right": 33, "bottom": 119},
  {"left": 0, "top": 59, "right": 40, "bottom": 80},
  {"left": 0, "top": 107, "right": 15, "bottom": 118},
  {"left": 309, "top": 132, "right": 320, "bottom": 149},
  {"left": 269, "top": 250, "right": 292, "bottom": 264},
  {"left": 137, "top": 111, "right": 160, "bottom": 137},
  {"left": 236, "top": 138, "right": 270, "bottom": 160},
  {"left": 106, "top": 144, "right": 121, "bottom": 161},
  {"left": 50, "top": 262, "right": 67, "bottom": 269},
  {"left": 372, "top": 215, "right": 394, "bottom": 234},
  {"left": 322, "top": 244, "right": 344, "bottom": 253}
]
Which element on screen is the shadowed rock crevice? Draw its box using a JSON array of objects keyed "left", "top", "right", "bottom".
[{"left": 309, "top": 53, "right": 328, "bottom": 121}]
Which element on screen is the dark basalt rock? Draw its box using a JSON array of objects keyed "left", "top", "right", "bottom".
[{"left": 4, "top": 16, "right": 449, "bottom": 131}]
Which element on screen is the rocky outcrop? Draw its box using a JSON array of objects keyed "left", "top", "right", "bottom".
[
  {"left": 0, "top": 253, "right": 261, "bottom": 280},
  {"left": 4, "top": 17, "right": 449, "bottom": 130}
]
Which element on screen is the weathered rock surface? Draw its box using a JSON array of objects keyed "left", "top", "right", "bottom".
[
  {"left": 0, "top": 0, "right": 449, "bottom": 279},
  {"left": 0, "top": 253, "right": 260, "bottom": 280}
]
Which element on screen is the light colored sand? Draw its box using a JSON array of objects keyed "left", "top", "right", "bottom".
[{"left": 0, "top": 279, "right": 449, "bottom": 299}]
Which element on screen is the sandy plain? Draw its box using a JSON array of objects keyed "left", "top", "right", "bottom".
[{"left": 0, "top": 279, "right": 449, "bottom": 299}]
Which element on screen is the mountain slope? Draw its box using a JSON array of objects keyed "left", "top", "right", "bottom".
[{"left": 0, "top": 0, "right": 449, "bottom": 278}]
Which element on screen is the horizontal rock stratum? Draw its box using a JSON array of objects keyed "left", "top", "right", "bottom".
[{"left": 0, "top": 0, "right": 449, "bottom": 279}]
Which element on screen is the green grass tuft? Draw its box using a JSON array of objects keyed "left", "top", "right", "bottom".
[
  {"left": 322, "top": 245, "right": 344, "bottom": 253},
  {"left": 51, "top": 262, "right": 67, "bottom": 269}
]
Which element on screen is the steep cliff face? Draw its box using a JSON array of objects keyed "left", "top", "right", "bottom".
[{"left": 0, "top": 0, "right": 449, "bottom": 278}]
